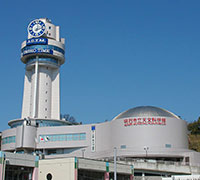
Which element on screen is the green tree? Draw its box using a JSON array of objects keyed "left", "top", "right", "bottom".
[{"left": 188, "top": 117, "right": 200, "bottom": 135}]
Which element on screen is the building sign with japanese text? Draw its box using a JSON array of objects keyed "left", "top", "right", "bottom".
[
  {"left": 91, "top": 126, "right": 96, "bottom": 152},
  {"left": 124, "top": 117, "right": 166, "bottom": 127}
]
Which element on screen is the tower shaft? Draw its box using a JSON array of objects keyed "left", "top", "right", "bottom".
[
  {"left": 20, "top": 18, "right": 65, "bottom": 120},
  {"left": 22, "top": 63, "right": 60, "bottom": 119}
]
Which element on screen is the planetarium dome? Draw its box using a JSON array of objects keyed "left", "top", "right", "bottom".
[
  {"left": 110, "top": 106, "right": 188, "bottom": 157},
  {"left": 113, "top": 106, "right": 180, "bottom": 120}
]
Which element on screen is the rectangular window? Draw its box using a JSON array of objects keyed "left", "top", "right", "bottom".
[
  {"left": 120, "top": 145, "right": 126, "bottom": 149},
  {"left": 52, "top": 135, "right": 56, "bottom": 141},
  {"left": 48, "top": 149, "right": 57, "bottom": 155},
  {"left": 67, "top": 134, "right": 72, "bottom": 141},
  {"left": 72, "top": 134, "right": 79, "bottom": 141},
  {"left": 80, "top": 133, "right": 86, "bottom": 140},
  {"left": 60, "top": 135, "right": 65, "bottom": 141},
  {"left": 2, "top": 136, "right": 15, "bottom": 144},
  {"left": 39, "top": 133, "right": 86, "bottom": 142},
  {"left": 165, "top": 144, "right": 172, "bottom": 148},
  {"left": 49, "top": 135, "right": 53, "bottom": 141}
]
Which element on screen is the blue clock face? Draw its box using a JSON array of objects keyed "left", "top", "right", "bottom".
[{"left": 28, "top": 19, "right": 46, "bottom": 37}]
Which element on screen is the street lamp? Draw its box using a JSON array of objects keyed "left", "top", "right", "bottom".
[
  {"left": 144, "top": 146, "right": 149, "bottom": 159},
  {"left": 81, "top": 149, "right": 85, "bottom": 158},
  {"left": 114, "top": 147, "right": 117, "bottom": 180}
]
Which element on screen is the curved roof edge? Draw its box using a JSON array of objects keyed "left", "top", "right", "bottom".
[{"left": 113, "top": 106, "right": 181, "bottom": 120}]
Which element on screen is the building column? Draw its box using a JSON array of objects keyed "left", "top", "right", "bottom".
[
  {"left": 74, "top": 157, "right": 78, "bottom": 180},
  {"left": 0, "top": 152, "right": 6, "bottom": 180},
  {"left": 32, "top": 168, "right": 38, "bottom": 180},
  {"left": 130, "top": 165, "right": 134, "bottom": 180},
  {"left": 32, "top": 156, "right": 39, "bottom": 180},
  {"left": 130, "top": 175, "right": 134, "bottom": 180},
  {"left": 0, "top": 164, "right": 2, "bottom": 180},
  {"left": 104, "top": 172, "right": 109, "bottom": 180},
  {"left": 104, "top": 162, "right": 109, "bottom": 180}
]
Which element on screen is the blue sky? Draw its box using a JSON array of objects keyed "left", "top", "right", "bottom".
[{"left": 0, "top": 0, "right": 200, "bottom": 131}]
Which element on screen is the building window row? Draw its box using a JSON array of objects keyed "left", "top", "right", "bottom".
[
  {"left": 2, "top": 136, "right": 16, "bottom": 144},
  {"left": 39, "top": 133, "right": 86, "bottom": 142},
  {"left": 26, "top": 58, "right": 59, "bottom": 66},
  {"left": 37, "top": 120, "right": 67, "bottom": 127}
]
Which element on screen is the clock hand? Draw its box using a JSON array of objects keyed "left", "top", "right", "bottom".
[
  {"left": 34, "top": 25, "right": 38, "bottom": 32},
  {"left": 37, "top": 24, "right": 42, "bottom": 32},
  {"left": 37, "top": 24, "right": 40, "bottom": 31}
]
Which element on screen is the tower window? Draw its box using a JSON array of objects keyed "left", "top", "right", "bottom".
[
  {"left": 49, "top": 26, "right": 51, "bottom": 29},
  {"left": 46, "top": 91, "right": 48, "bottom": 94}
]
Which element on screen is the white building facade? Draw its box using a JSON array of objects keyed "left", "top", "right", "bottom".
[{"left": 1, "top": 18, "right": 200, "bottom": 178}]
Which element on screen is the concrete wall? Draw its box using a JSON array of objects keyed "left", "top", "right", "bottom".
[
  {"left": 111, "top": 116, "right": 188, "bottom": 155},
  {"left": 1, "top": 111, "right": 197, "bottom": 170},
  {"left": 21, "top": 70, "right": 32, "bottom": 119},
  {"left": 1, "top": 128, "right": 16, "bottom": 151},
  {"left": 183, "top": 151, "right": 200, "bottom": 168},
  {"left": 162, "top": 175, "right": 200, "bottom": 180},
  {"left": 1, "top": 116, "right": 192, "bottom": 160},
  {"left": 36, "top": 124, "right": 90, "bottom": 150},
  {"left": 38, "top": 158, "right": 75, "bottom": 180},
  {"left": 35, "top": 116, "right": 189, "bottom": 159},
  {"left": 39, "top": 157, "right": 133, "bottom": 180},
  {"left": 0, "top": 151, "right": 36, "bottom": 167}
]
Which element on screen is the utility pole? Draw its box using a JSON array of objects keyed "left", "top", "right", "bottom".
[
  {"left": 81, "top": 149, "right": 85, "bottom": 158},
  {"left": 114, "top": 147, "right": 117, "bottom": 180}
]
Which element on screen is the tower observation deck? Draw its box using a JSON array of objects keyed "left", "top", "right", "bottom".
[{"left": 9, "top": 18, "right": 68, "bottom": 127}]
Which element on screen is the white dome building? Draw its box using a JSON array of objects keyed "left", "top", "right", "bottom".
[{"left": 110, "top": 106, "right": 189, "bottom": 161}]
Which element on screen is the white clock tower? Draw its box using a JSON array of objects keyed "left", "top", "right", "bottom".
[{"left": 20, "top": 18, "right": 65, "bottom": 120}]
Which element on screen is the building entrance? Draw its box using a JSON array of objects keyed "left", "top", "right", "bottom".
[{"left": 5, "top": 165, "right": 33, "bottom": 180}]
